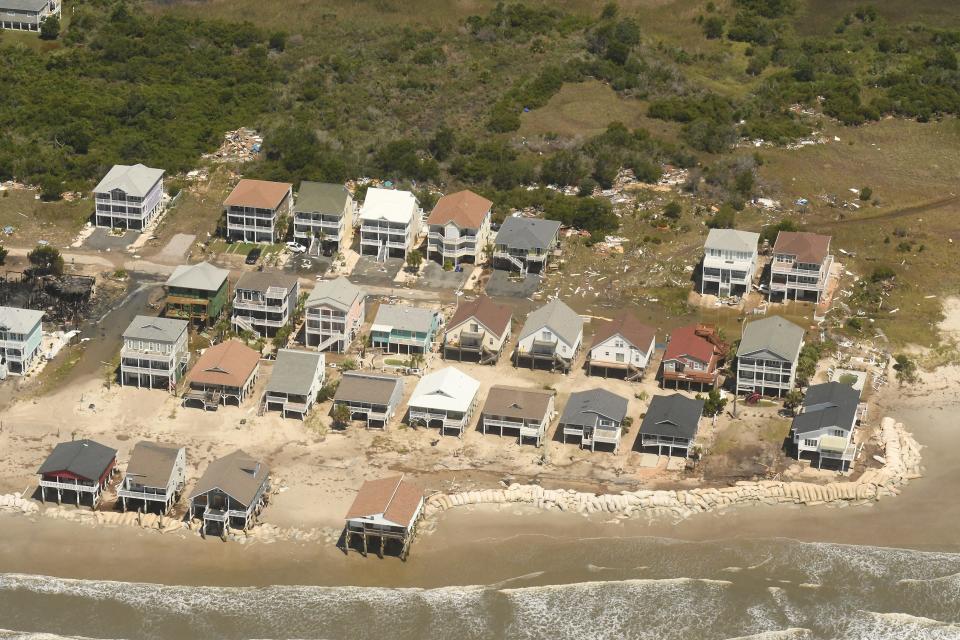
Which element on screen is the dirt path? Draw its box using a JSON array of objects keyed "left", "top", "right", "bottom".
[{"left": 819, "top": 194, "right": 960, "bottom": 228}]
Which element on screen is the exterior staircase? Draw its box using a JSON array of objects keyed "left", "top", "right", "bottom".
[
  {"left": 314, "top": 332, "right": 345, "bottom": 353},
  {"left": 233, "top": 315, "right": 261, "bottom": 339}
]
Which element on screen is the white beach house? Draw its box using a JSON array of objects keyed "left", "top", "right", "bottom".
[
  {"left": 407, "top": 367, "right": 481, "bottom": 437},
  {"left": 93, "top": 164, "right": 165, "bottom": 232},
  {"left": 358, "top": 188, "right": 422, "bottom": 260}
]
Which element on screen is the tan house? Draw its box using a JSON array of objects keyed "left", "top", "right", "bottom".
[
  {"left": 769, "top": 231, "right": 833, "bottom": 303},
  {"left": 426, "top": 190, "right": 493, "bottom": 266},
  {"left": 480, "top": 385, "right": 555, "bottom": 447},
  {"left": 224, "top": 179, "right": 293, "bottom": 243},
  {"left": 182, "top": 340, "right": 260, "bottom": 410},
  {"left": 442, "top": 295, "right": 512, "bottom": 364}
]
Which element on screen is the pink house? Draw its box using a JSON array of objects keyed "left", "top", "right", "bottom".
[{"left": 304, "top": 277, "right": 365, "bottom": 353}]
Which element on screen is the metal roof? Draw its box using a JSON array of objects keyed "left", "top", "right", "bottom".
[
  {"left": 558, "top": 388, "right": 629, "bottom": 428},
  {"left": 792, "top": 382, "right": 860, "bottom": 435},
  {"left": 639, "top": 394, "right": 704, "bottom": 440},
  {"left": 519, "top": 298, "right": 583, "bottom": 347},
  {"left": 704, "top": 228, "right": 759, "bottom": 254},
  {"left": 372, "top": 304, "right": 437, "bottom": 334},
  {"left": 0, "top": 306, "right": 43, "bottom": 334},
  {"left": 124, "top": 441, "right": 182, "bottom": 490},
  {"left": 266, "top": 349, "right": 324, "bottom": 396},
  {"left": 37, "top": 439, "right": 117, "bottom": 481},
  {"left": 188, "top": 449, "right": 269, "bottom": 507},
  {"left": 93, "top": 164, "right": 164, "bottom": 198},
  {"left": 495, "top": 217, "right": 561, "bottom": 251},
  {"left": 122, "top": 315, "right": 188, "bottom": 343},
  {"left": 409, "top": 367, "right": 481, "bottom": 413},
  {"left": 359, "top": 188, "right": 419, "bottom": 224},
  {"left": 294, "top": 182, "right": 351, "bottom": 215},
  {"left": 305, "top": 276, "right": 363, "bottom": 312},
  {"left": 165, "top": 262, "right": 229, "bottom": 292},
  {"left": 737, "top": 316, "right": 805, "bottom": 362}
]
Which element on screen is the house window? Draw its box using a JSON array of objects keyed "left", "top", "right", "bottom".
[
  {"left": 541, "top": 330, "right": 552, "bottom": 341},
  {"left": 803, "top": 438, "right": 817, "bottom": 447},
  {"left": 615, "top": 353, "right": 625, "bottom": 362},
  {"left": 832, "top": 429, "right": 845, "bottom": 437},
  {"left": 469, "top": 323, "right": 479, "bottom": 333}
]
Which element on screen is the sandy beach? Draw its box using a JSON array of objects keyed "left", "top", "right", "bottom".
[{"left": 0, "top": 362, "right": 957, "bottom": 591}]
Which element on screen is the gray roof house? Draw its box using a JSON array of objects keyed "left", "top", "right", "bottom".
[
  {"left": 493, "top": 217, "right": 562, "bottom": 274},
  {"left": 93, "top": 164, "right": 165, "bottom": 232},
  {"left": 0, "top": 0, "right": 61, "bottom": 31},
  {"left": 166, "top": 262, "right": 229, "bottom": 292},
  {"left": 231, "top": 270, "right": 300, "bottom": 339},
  {"left": 117, "top": 441, "right": 187, "bottom": 514},
  {"left": 37, "top": 439, "right": 117, "bottom": 508},
  {"left": 304, "top": 277, "right": 366, "bottom": 352},
  {"left": 293, "top": 181, "right": 354, "bottom": 252},
  {"left": 559, "top": 388, "right": 630, "bottom": 452},
  {"left": 370, "top": 304, "right": 441, "bottom": 354},
  {"left": 333, "top": 371, "right": 405, "bottom": 428},
  {"left": 120, "top": 316, "right": 190, "bottom": 390},
  {"left": 638, "top": 394, "right": 704, "bottom": 457},
  {"left": 701, "top": 228, "right": 760, "bottom": 297},
  {"left": 791, "top": 381, "right": 861, "bottom": 471},
  {"left": 264, "top": 349, "right": 325, "bottom": 419},
  {"left": 188, "top": 449, "right": 270, "bottom": 536},
  {"left": 736, "top": 316, "right": 806, "bottom": 398},
  {"left": 0, "top": 306, "right": 44, "bottom": 376},
  {"left": 516, "top": 298, "right": 583, "bottom": 372}
]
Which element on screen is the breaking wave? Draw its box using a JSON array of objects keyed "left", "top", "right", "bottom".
[{"left": 2, "top": 538, "right": 960, "bottom": 639}]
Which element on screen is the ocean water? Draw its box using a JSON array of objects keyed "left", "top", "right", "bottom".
[{"left": 2, "top": 537, "right": 959, "bottom": 640}]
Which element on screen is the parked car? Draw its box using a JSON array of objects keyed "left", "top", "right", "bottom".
[
  {"left": 245, "top": 247, "right": 262, "bottom": 265},
  {"left": 285, "top": 241, "right": 306, "bottom": 254}
]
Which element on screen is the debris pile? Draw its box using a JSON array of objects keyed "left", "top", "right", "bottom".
[{"left": 202, "top": 128, "right": 263, "bottom": 163}]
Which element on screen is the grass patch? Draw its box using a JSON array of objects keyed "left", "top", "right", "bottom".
[
  {"left": 0, "top": 189, "right": 90, "bottom": 247},
  {"left": 520, "top": 80, "right": 682, "bottom": 141}
]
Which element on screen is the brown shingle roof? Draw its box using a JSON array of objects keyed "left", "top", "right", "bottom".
[
  {"left": 590, "top": 311, "right": 656, "bottom": 351},
  {"left": 447, "top": 296, "right": 512, "bottom": 338},
  {"left": 224, "top": 179, "right": 292, "bottom": 210},
  {"left": 481, "top": 385, "right": 553, "bottom": 421},
  {"left": 773, "top": 231, "right": 831, "bottom": 264},
  {"left": 188, "top": 340, "right": 260, "bottom": 388},
  {"left": 345, "top": 475, "right": 423, "bottom": 528},
  {"left": 426, "top": 190, "right": 492, "bottom": 229}
]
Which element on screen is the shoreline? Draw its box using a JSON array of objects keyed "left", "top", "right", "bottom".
[{"left": 1, "top": 378, "right": 958, "bottom": 590}]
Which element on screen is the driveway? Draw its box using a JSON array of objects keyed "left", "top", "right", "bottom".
[
  {"left": 419, "top": 262, "right": 470, "bottom": 290},
  {"left": 484, "top": 270, "right": 541, "bottom": 298},
  {"left": 83, "top": 228, "right": 138, "bottom": 252}
]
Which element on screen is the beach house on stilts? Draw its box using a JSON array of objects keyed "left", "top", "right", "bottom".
[
  {"left": 37, "top": 439, "right": 117, "bottom": 508},
  {"left": 117, "top": 441, "right": 186, "bottom": 514},
  {"left": 188, "top": 450, "right": 270, "bottom": 538},
  {"left": 344, "top": 475, "right": 424, "bottom": 559}
]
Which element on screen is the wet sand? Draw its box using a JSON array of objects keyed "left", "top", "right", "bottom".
[{"left": 0, "top": 379, "right": 956, "bottom": 590}]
